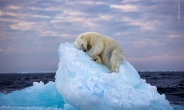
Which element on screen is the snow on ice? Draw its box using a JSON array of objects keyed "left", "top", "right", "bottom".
[{"left": 55, "top": 42, "right": 173, "bottom": 110}]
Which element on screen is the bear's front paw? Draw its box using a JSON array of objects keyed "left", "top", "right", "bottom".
[
  {"left": 110, "top": 68, "right": 118, "bottom": 73},
  {"left": 91, "top": 55, "right": 98, "bottom": 61},
  {"left": 91, "top": 55, "right": 102, "bottom": 64}
]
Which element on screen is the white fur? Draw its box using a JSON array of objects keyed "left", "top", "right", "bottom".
[{"left": 75, "top": 32, "right": 124, "bottom": 73}]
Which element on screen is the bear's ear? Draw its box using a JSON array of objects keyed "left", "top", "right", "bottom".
[{"left": 80, "top": 35, "right": 84, "bottom": 39}]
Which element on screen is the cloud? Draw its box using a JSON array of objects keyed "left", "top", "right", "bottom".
[
  {"left": 98, "top": 14, "right": 113, "bottom": 21},
  {"left": 110, "top": 4, "right": 138, "bottom": 12},
  {"left": 2, "top": 11, "right": 17, "bottom": 16},
  {"left": 8, "top": 5, "right": 21, "bottom": 10},
  {"left": 128, "top": 54, "right": 184, "bottom": 63},
  {"left": 168, "top": 35, "right": 181, "bottom": 38},
  {"left": 73, "top": 1, "right": 106, "bottom": 5},
  {"left": 0, "top": 48, "right": 3, "bottom": 52},
  {"left": 119, "top": 16, "right": 163, "bottom": 31},
  {"left": 122, "top": 0, "right": 140, "bottom": 3},
  {"left": 39, "top": 31, "right": 71, "bottom": 38},
  {"left": 10, "top": 21, "right": 35, "bottom": 30}
]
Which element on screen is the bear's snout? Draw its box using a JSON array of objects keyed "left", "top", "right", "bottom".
[{"left": 81, "top": 44, "right": 87, "bottom": 52}]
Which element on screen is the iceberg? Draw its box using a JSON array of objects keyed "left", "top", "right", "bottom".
[
  {"left": 55, "top": 42, "right": 173, "bottom": 110},
  {"left": 0, "top": 81, "right": 75, "bottom": 110},
  {"left": 0, "top": 81, "right": 63, "bottom": 108}
]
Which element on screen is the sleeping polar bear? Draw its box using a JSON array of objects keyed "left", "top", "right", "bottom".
[{"left": 75, "top": 32, "right": 124, "bottom": 73}]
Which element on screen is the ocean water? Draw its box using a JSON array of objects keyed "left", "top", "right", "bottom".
[
  {"left": 0, "top": 72, "right": 183, "bottom": 110},
  {"left": 139, "top": 71, "right": 184, "bottom": 106},
  {"left": 0, "top": 73, "right": 55, "bottom": 94}
]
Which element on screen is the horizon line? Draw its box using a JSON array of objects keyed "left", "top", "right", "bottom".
[{"left": 0, "top": 70, "right": 184, "bottom": 74}]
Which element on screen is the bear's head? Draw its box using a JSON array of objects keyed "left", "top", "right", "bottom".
[{"left": 75, "top": 35, "right": 87, "bottom": 52}]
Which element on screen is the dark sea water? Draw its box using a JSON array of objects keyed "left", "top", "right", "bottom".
[
  {"left": 139, "top": 71, "right": 184, "bottom": 106},
  {"left": 0, "top": 72, "right": 184, "bottom": 106}
]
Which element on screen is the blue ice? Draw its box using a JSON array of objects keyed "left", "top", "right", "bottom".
[
  {"left": 0, "top": 42, "right": 183, "bottom": 110},
  {"left": 55, "top": 43, "right": 172, "bottom": 110}
]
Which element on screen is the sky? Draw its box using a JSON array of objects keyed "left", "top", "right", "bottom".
[{"left": 0, "top": 0, "right": 183, "bottom": 72}]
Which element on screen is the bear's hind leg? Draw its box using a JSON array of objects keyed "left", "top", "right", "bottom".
[
  {"left": 110, "top": 63, "right": 120, "bottom": 73},
  {"left": 110, "top": 56, "right": 120, "bottom": 73},
  {"left": 110, "top": 51, "right": 123, "bottom": 73}
]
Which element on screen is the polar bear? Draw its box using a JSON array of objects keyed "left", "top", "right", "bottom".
[{"left": 75, "top": 32, "right": 124, "bottom": 73}]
